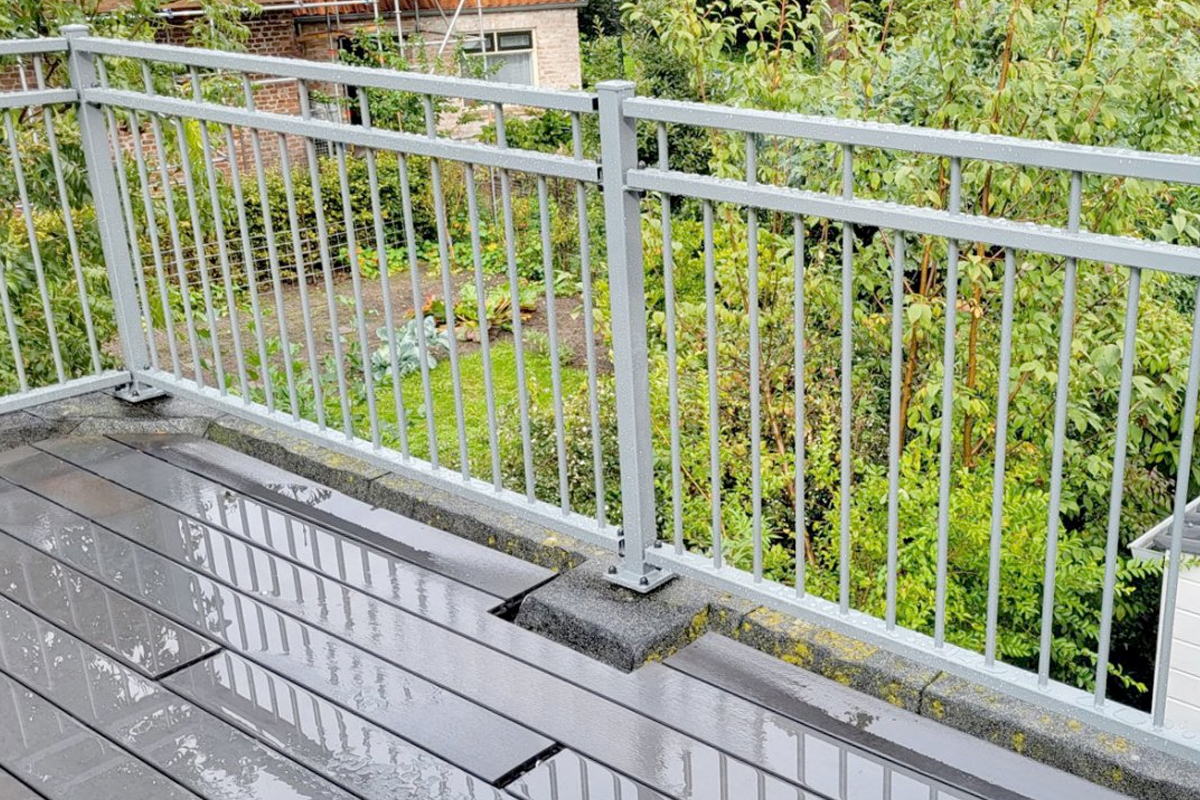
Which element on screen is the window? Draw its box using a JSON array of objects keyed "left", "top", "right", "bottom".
[{"left": 463, "top": 31, "right": 534, "bottom": 85}]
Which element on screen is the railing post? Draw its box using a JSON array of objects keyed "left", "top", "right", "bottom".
[
  {"left": 63, "top": 25, "right": 158, "bottom": 401},
  {"left": 597, "top": 80, "right": 674, "bottom": 592}
]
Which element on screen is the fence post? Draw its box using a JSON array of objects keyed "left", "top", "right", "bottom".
[
  {"left": 63, "top": 25, "right": 158, "bottom": 400},
  {"left": 597, "top": 81, "right": 674, "bottom": 592}
]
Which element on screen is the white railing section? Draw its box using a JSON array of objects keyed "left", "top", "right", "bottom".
[
  {"left": 63, "top": 24, "right": 621, "bottom": 556},
  {"left": 0, "top": 36, "right": 130, "bottom": 414},
  {"left": 626, "top": 93, "right": 1200, "bottom": 759},
  {"left": 1, "top": 25, "right": 1199, "bottom": 763}
]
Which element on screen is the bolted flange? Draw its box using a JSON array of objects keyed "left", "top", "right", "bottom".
[
  {"left": 605, "top": 525, "right": 676, "bottom": 593},
  {"left": 604, "top": 562, "right": 676, "bottom": 593},
  {"left": 113, "top": 381, "right": 167, "bottom": 404}
]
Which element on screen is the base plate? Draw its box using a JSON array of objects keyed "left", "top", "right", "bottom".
[
  {"left": 604, "top": 564, "right": 676, "bottom": 594},
  {"left": 113, "top": 383, "right": 168, "bottom": 404}
]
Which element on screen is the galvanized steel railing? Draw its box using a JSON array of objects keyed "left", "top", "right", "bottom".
[
  {"left": 0, "top": 37, "right": 132, "bottom": 411},
  {"left": 622, "top": 96, "right": 1200, "bottom": 758},
  {"left": 61, "top": 25, "right": 622, "bottom": 560},
  {"left": 2, "top": 24, "right": 1200, "bottom": 763}
]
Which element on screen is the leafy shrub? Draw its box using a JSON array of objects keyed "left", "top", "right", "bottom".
[
  {"left": 0, "top": 110, "right": 118, "bottom": 393},
  {"left": 235, "top": 151, "right": 436, "bottom": 281},
  {"left": 370, "top": 315, "right": 450, "bottom": 382}
]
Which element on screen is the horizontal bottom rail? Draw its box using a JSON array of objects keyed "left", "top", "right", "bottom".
[
  {"left": 0, "top": 372, "right": 131, "bottom": 416},
  {"left": 133, "top": 369, "right": 622, "bottom": 553},
  {"left": 648, "top": 547, "right": 1200, "bottom": 765}
]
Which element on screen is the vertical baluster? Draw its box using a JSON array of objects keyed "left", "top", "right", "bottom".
[
  {"left": 659, "top": 122, "right": 683, "bottom": 552},
  {"left": 14, "top": 54, "right": 29, "bottom": 93},
  {"left": 839, "top": 144, "right": 854, "bottom": 613},
  {"left": 422, "top": 95, "right": 469, "bottom": 476},
  {"left": 796, "top": 732, "right": 806, "bottom": 786},
  {"left": 705, "top": 199, "right": 722, "bottom": 568},
  {"left": 298, "top": 79, "right": 352, "bottom": 436},
  {"left": 747, "top": 133, "right": 763, "bottom": 583},
  {"left": 934, "top": 156, "right": 962, "bottom": 645},
  {"left": 794, "top": 216, "right": 806, "bottom": 597},
  {"left": 539, "top": 174, "right": 570, "bottom": 512},
  {"left": 885, "top": 231, "right": 906, "bottom": 629},
  {"left": 1038, "top": 170, "right": 1082, "bottom": 683},
  {"left": 495, "top": 102, "right": 534, "bottom": 497},
  {"left": 1093, "top": 266, "right": 1141, "bottom": 703},
  {"left": 191, "top": 67, "right": 247, "bottom": 397},
  {"left": 984, "top": 248, "right": 1018, "bottom": 666},
  {"left": 334, "top": 132, "right": 379, "bottom": 445},
  {"left": 396, "top": 150, "right": 439, "bottom": 466},
  {"left": 4, "top": 109, "right": 64, "bottom": 383},
  {"left": 838, "top": 749, "right": 848, "bottom": 800},
  {"left": 359, "top": 88, "right": 409, "bottom": 456},
  {"left": 243, "top": 76, "right": 298, "bottom": 418},
  {"left": 223, "top": 123, "right": 274, "bottom": 410},
  {"left": 276, "top": 132, "right": 326, "bottom": 429},
  {"left": 574, "top": 112, "right": 605, "bottom": 526},
  {"left": 0, "top": 204, "right": 24, "bottom": 391},
  {"left": 465, "top": 163, "right": 497, "bottom": 482}
]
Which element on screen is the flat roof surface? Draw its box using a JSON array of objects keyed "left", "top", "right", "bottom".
[
  {"left": 1151, "top": 513, "right": 1200, "bottom": 555},
  {"left": 0, "top": 433, "right": 1130, "bottom": 800}
]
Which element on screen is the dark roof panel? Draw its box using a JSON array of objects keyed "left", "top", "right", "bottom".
[{"left": 1152, "top": 511, "right": 1200, "bottom": 555}]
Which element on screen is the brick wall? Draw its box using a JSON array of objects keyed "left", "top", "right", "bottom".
[
  {"left": 163, "top": 15, "right": 304, "bottom": 120},
  {"left": 455, "top": 9, "right": 583, "bottom": 90},
  {"left": 381, "top": 8, "right": 583, "bottom": 90},
  {"left": 161, "top": 15, "right": 300, "bottom": 59},
  {"left": 246, "top": 15, "right": 302, "bottom": 59},
  {"left": 0, "top": 63, "right": 28, "bottom": 92}
]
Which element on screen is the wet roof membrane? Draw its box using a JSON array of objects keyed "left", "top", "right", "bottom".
[{"left": 0, "top": 434, "right": 1130, "bottom": 800}]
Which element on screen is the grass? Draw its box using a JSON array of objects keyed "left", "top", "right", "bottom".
[{"left": 371, "top": 342, "right": 588, "bottom": 479}]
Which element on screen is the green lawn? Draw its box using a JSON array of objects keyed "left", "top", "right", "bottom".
[{"left": 373, "top": 342, "right": 587, "bottom": 479}]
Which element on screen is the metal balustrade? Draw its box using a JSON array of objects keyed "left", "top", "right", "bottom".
[{"left": 2, "top": 24, "right": 1200, "bottom": 765}]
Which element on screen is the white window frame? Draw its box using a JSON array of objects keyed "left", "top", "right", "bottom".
[{"left": 462, "top": 29, "right": 537, "bottom": 86}]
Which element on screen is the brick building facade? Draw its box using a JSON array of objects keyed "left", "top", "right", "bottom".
[
  {"left": 128, "top": 0, "right": 586, "bottom": 165},
  {"left": 150, "top": 0, "right": 584, "bottom": 119}
]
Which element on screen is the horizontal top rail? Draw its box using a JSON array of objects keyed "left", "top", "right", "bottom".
[
  {"left": 629, "top": 167, "right": 1200, "bottom": 276},
  {"left": 625, "top": 97, "right": 1200, "bottom": 187},
  {"left": 0, "top": 88, "right": 77, "bottom": 110},
  {"left": 72, "top": 36, "right": 599, "bottom": 114},
  {"left": 0, "top": 37, "right": 67, "bottom": 57},
  {"left": 85, "top": 86, "right": 601, "bottom": 182}
]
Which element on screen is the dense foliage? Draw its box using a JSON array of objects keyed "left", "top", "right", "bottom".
[{"left": 544, "top": 0, "right": 1200, "bottom": 701}]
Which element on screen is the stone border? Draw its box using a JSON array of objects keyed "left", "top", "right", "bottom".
[
  {"left": 512, "top": 555, "right": 758, "bottom": 672},
  {"left": 204, "top": 414, "right": 609, "bottom": 573},
  {"left": 0, "top": 389, "right": 1195, "bottom": 799},
  {"left": 731, "top": 608, "right": 1199, "bottom": 800}
]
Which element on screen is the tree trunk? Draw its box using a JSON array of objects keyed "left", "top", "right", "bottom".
[{"left": 824, "top": 0, "right": 850, "bottom": 61}]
